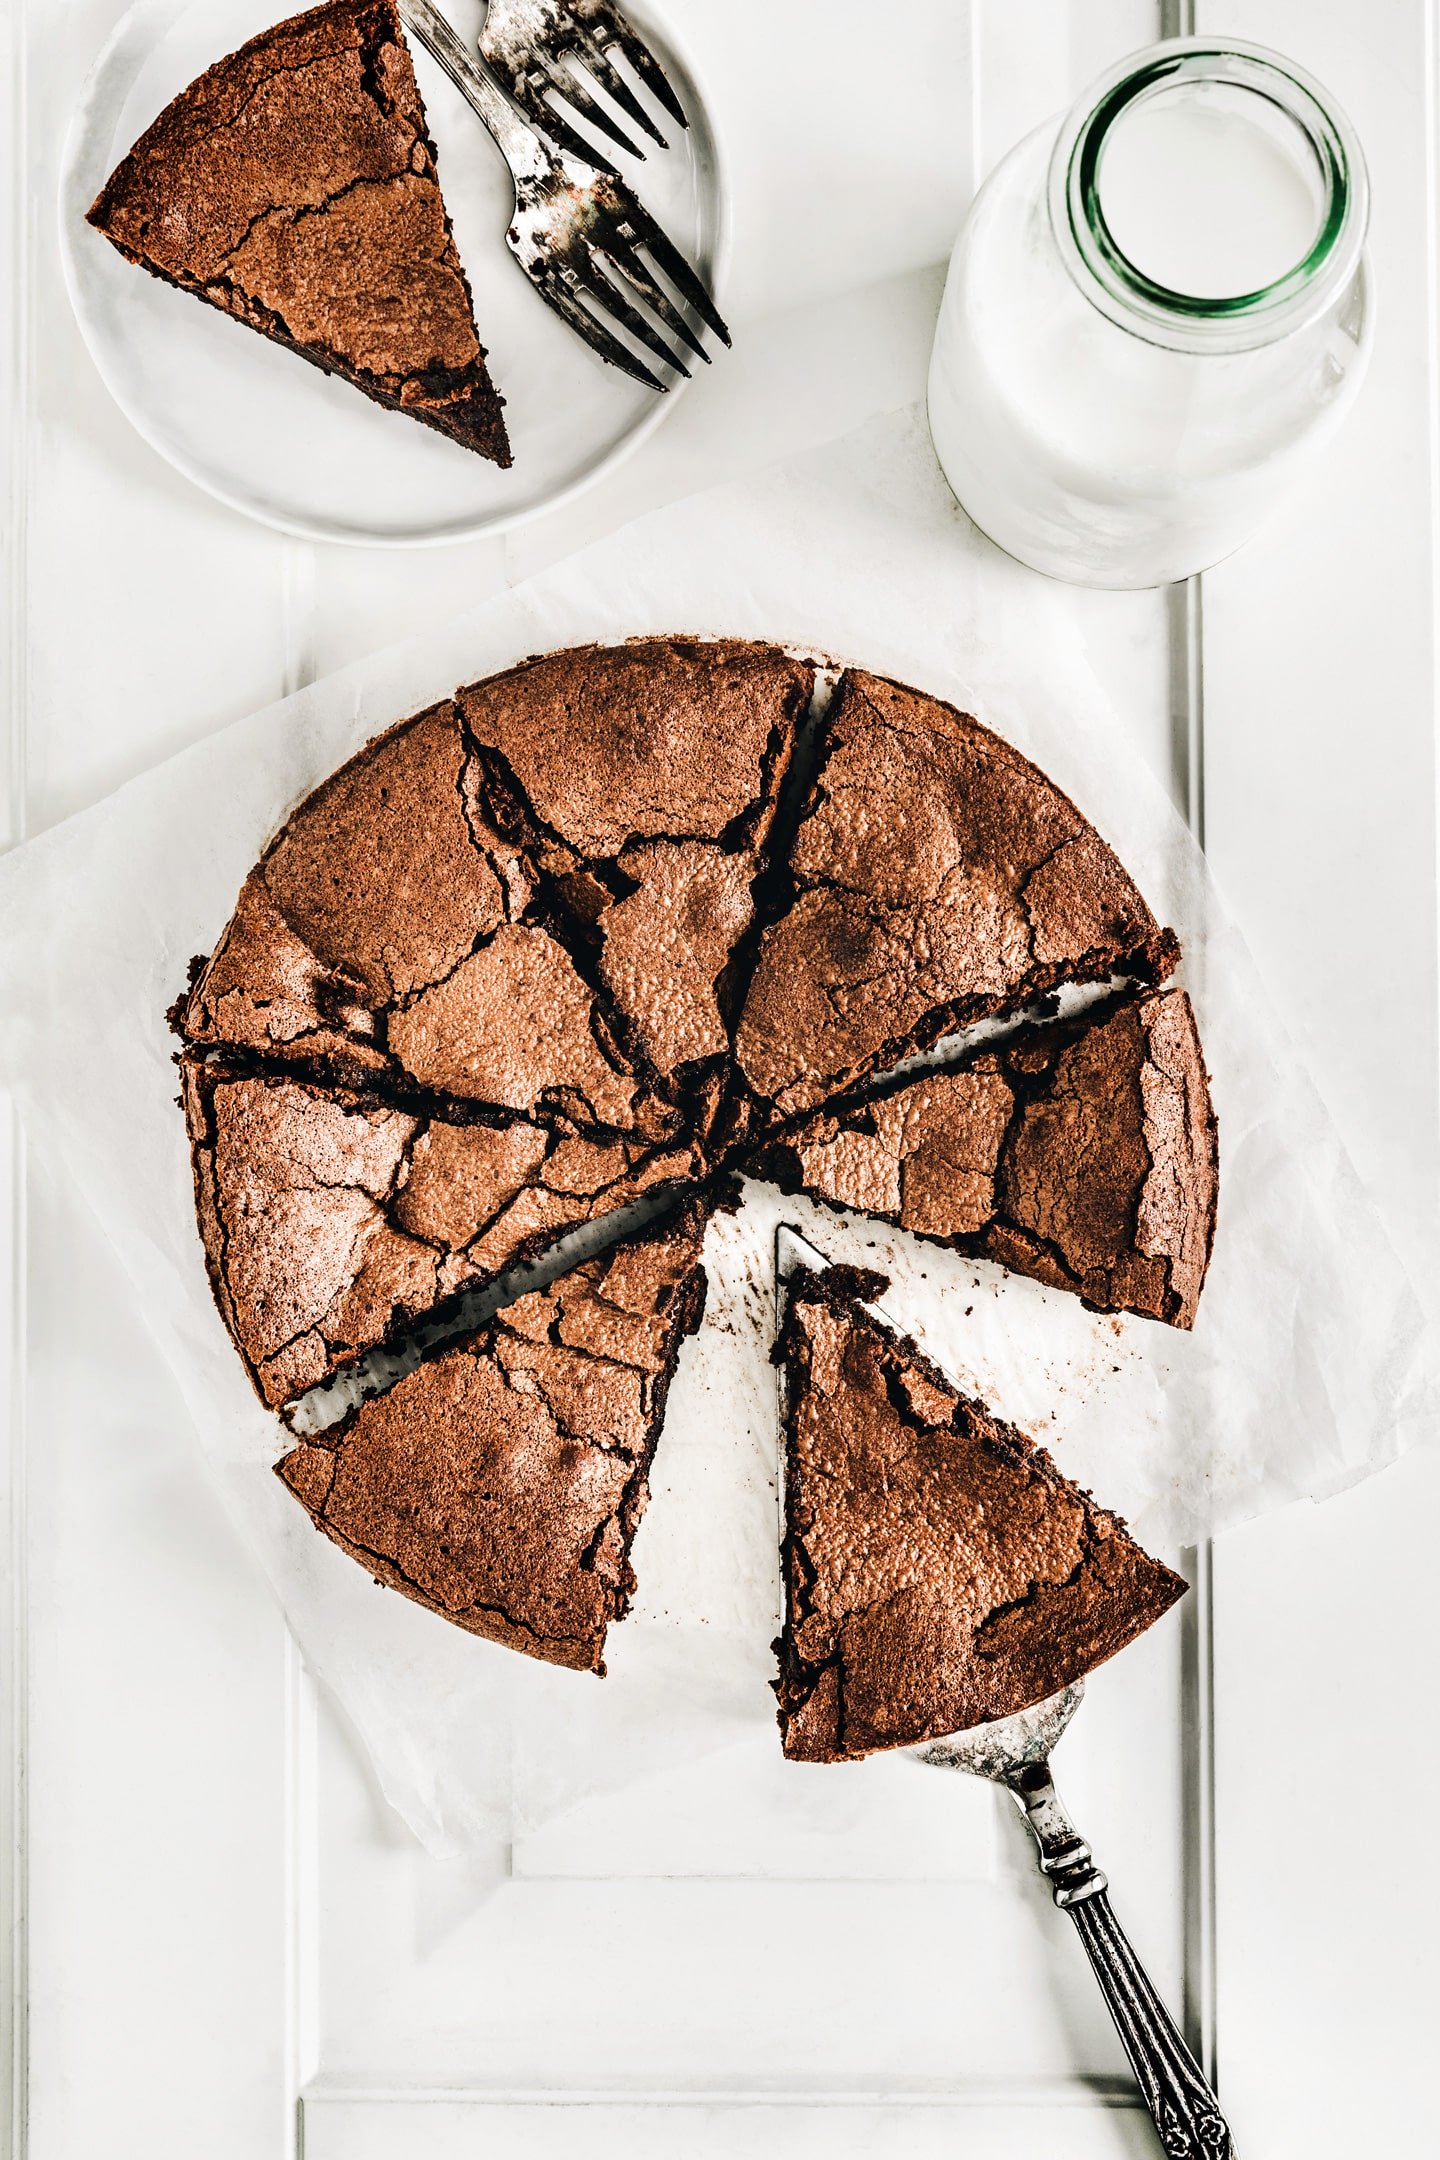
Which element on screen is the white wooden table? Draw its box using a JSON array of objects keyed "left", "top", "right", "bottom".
[{"left": 3, "top": 3, "right": 1437, "bottom": 2155}]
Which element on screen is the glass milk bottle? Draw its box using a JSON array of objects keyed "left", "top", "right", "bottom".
[{"left": 927, "top": 38, "right": 1372, "bottom": 589}]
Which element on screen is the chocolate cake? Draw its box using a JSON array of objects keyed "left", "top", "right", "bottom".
[
  {"left": 88, "top": 0, "right": 510, "bottom": 465},
  {"left": 735, "top": 670, "right": 1178, "bottom": 1120},
  {"left": 183, "top": 1057, "right": 701, "bottom": 1408},
  {"left": 752, "top": 989, "right": 1217, "bottom": 1329},
  {"left": 775, "top": 1264, "right": 1187, "bottom": 1760},
  {"left": 175, "top": 696, "right": 678, "bottom": 1144},
  {"left": 275, "top": 1200, "right": 711, "bottom": 1670},
  {"left": 458, "top": 639, "right": 814, "bottom": 1129},
  {"left": 169, "top": 640, "right": 1211, "bottom": 1693}
]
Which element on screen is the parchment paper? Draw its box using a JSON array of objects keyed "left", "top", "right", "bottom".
[{"left": 1, "top": 406, "right": 1432, "bottom": 1851}]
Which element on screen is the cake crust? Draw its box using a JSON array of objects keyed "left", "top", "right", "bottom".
[
  {"left": 275, "top": 1200, "right": 711, "bottom": 1670},
  {"left": 752, "top": 988, "right": 1218, "bottom": 1328},
  {"left": 88, "top": 0, "right": 510, "bottom": 464},
  {"left": 735, "top": 669, "right": 1178, "bottom": 1119},
  {"left": 775, "top": 1264, "right": 1187, "bottom": 1760}
]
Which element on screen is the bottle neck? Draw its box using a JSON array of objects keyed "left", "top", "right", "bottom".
[{"left": 1047, "top": 37, "right": 1368, "bottom": 356}]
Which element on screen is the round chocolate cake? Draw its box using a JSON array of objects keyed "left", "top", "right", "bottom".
[{"left": 174, "top": 637, "right": 1217, "bottom": 1738}]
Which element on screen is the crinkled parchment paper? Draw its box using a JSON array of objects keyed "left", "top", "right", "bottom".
[{"left": 1, "top": 407, "right": 1432, "bottom": 1850}]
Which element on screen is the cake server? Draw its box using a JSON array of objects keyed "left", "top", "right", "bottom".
[
  {"left": 397, "top": 0, "right": 727, "bottom": 389},
  {"left": 476, "top": 0, "right": 688, "bottom": 167},
  {"left": 774, "top": 1225, "right": 1238, "bottom": 2160}
]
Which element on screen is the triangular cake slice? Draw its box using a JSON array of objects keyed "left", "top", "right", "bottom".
[
  {"left": 752, "top": 988, "right": 1217, "bottom": 1329},
  {"left": 276, "top": 1199, "right": 711, "bottom": 1671},
  {"left": 775, "top": 1263, "right": 1186, "bottom": 1761},
  {"left": 736, "top": 670, "right": 1178, "bottom": 1120},
  {"left": 174, "top": 696, "right": 681, "bottom": 1145},
  {"left": 183, "top": 1057, "right": 702, "bottom": 1409},
  {"left": 458, "top": 638, "right": 814, "bottom": 1142},
  {"left": 88, "top": 0, "right": 510, "bottom": 464}
]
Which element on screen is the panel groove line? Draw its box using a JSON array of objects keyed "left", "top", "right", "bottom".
[
  {"left": 1429, "top": 0, "right": 1440, "bottom": 1115},
  {"left": 1170, "top": 570, "right": 1217, "bottom": 2093},
  {"left": 1161, "top": 0, "right": 1218, "bottom": 2105},
  {"left": 2, "top": 0, "right": 32, "bottom": 2152},
  {"left": 285, "top": 1636, "right": 321, "bottom": 2159},
  {"left": 303, "top": 2079, "right": 1146, "bottom": 2109}
]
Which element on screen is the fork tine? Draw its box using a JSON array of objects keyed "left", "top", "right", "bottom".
[
  {"left": 583, "top": 252, "right": 692, "bottom": 377},
  {"left": 595, "top": 238, "right": 709, "bottom": 362},
  {"left": 531, "top": 263, "right": 669, "bottom": 389},
  {"left": 497, "top": 72, "right": 602, "bottom": 165},
  {"left": 627, "top": 201, "right": 730, "bottom": 345},
  {"left": 595, "top": 13, "right": 689, "bottom": 130},
  {"left": 570, "top": 23, "right": 667, "bottom": 147},
  {"left": 533, "top": 50, "right": 645, "bottom": 160},
  {"left": 549, "top": 77, "right": 645, "bottom": 162}
]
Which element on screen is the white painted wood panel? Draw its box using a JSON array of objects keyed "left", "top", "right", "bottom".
[
  {"left": 1194, "top": 3, "right": 1440, "bottom": 2156},
  {"left": 5, "top": 1, "right": 1436, "bottom": 2156}
]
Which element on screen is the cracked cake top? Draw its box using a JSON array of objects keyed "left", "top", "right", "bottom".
[
  {"left": 175, "top": 694, "right": 679, "bottom": 1142},
  {"left": 177, "top": 643, "right": 825, "bottom": 1145},
  {"left": 87, "top": 0, "right": 510, "bottom": 464},
  {"left": 774, "top": 1264, "right": 1187, "bottom": 1760},
  {"left": 168, "top": 641, "right": 1208, "bottom": 1687},
  {"left": 751, "top": 988, "right": 1217, "bottom": 1328},
  {"left": 735, "top": 669, "right": 1178, "bottom": 1118},
  {"left": 459, "top": 639, "right": 814, "bottom": 1111},
  {"left": 275, "top": 1198, "right": 712, "bottom": 1671},
  {"left": 183, "top": 1058, "right": 701, "bottom": 1408}
]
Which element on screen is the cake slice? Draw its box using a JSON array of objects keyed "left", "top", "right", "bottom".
[
  {"left": 276, "top": 1199, "right": 711, "bottom": 1671},
  {"left": 752, "top": 989, "right": 1217, "bottom": 1329},
  {"left": 88, "top": 0, "right": 510, "bottom": 465},
  {"left": 736, "top": 670, "right": 1178, "bottom": 1121},
  {"left": 458, "top": 638, "right": 814, "bottom": 1140},
  {"left": 182, "top": 1058, "right": 701, "bottom": 1409},
  {"left": 775, "top": 1262, "right": 1186, "bottom": 1761},
  {"left": 174, "top": 697, "right": 680, "bottom": 1145}
]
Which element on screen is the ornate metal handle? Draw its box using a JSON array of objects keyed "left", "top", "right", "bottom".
[{"left": 1007, "top": 1762, "right": 1238, "bottom": 2160}]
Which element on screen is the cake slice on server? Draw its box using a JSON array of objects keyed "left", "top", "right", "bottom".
[
  {"left": 751, "top": 987, "right": 1218, "bottom": 1330},
  {"left": 88, "top": 0, "right": 511, "bottom": 464},
  {"left": 772, "top": 1234, "right": 1186, "bottom": 1762},
  {"left": 276, "top": 1198, "right": 712, "bottom": 1672},
  {"left": 735, "top": 669, "right": 1179, "bottom": 1124}
]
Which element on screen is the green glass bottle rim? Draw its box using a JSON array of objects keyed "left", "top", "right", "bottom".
[{"left": 1048, "top": 37, "right": 1369, "bottom": 355}]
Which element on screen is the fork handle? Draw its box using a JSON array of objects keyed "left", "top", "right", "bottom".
[
  {"left": 1008, "top": 1764, "right": 1238, "bottom": 2160},
  {"left": 397, "top": 0, "right": 551, "bottom": 175}
]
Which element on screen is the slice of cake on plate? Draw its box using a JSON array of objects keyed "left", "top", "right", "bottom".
[
  {"left": 774, "top": 1261, "right": 1186, "bottom": 1761},
  {"left": 89, "top": 0, "right": 510, "bottom": 464},
  {"left": 275, "top": 1198, "right": 711, "bottom": 1671}
]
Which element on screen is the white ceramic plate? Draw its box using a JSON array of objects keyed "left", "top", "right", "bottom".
[{"left": 59, "top": 0, "right": 728, "bottom": 546}]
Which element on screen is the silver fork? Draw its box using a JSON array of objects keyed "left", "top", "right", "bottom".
[
  {"left": 774, "top": 1225, "right": 1238, "bottom": 2160},
  {"left": 478, "top": 0, "right": 688, "bottom": 168},
  {"left": 397, "top": 0, "right": 727, "bottom": 390}
]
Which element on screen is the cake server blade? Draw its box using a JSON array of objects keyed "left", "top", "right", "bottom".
[{"left": 772, "top": 1222, "right": 1237, "bottom": 2159}]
